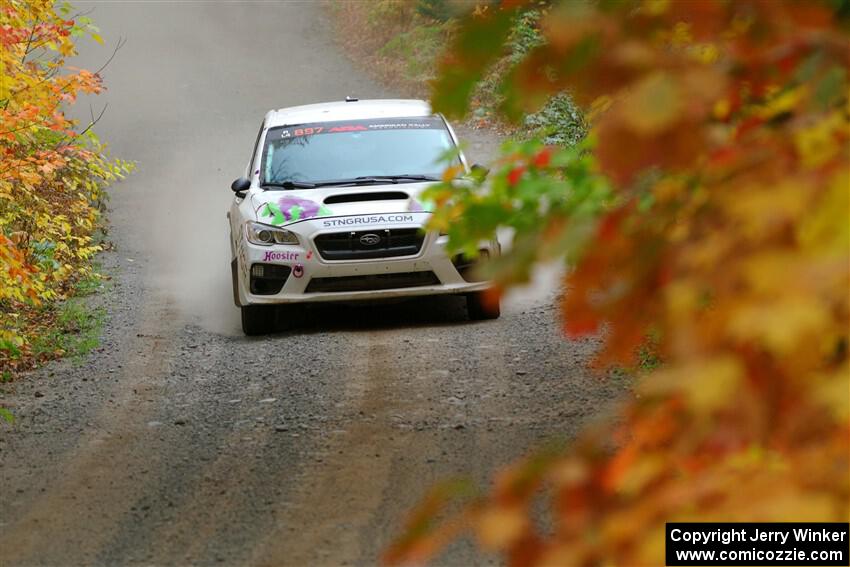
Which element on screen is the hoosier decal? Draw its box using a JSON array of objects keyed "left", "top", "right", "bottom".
[{"left": 263, "top": 250, "right": 299, "bottom": 262}]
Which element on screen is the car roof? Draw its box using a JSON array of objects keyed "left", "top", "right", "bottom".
[{"left": 264, "top": 99, "right": 433, "bottom": 128}]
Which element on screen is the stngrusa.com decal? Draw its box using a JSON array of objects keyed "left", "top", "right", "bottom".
[{"left": 321, "top": 214, "right": 416, "bottom": 228}]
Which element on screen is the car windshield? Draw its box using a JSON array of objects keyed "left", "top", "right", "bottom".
[{"left": 261, "top": 116, "right": 457, "bottom": 185}]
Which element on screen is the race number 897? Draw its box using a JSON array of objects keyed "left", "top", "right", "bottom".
[{"left": 293, "top": 127, "right": 323, "bottom": 136}]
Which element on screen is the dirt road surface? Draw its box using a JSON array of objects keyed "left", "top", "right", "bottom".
[{"left": 0, "top": 4, "right": 627, "bottom": 566}]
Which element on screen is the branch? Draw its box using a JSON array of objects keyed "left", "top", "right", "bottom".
[
  {"left": 20, "top": 18, "right": 39, "bottom": 65},
  {"left": 93, "top": 36, "right": 126, "bottom": 77},
  {"left": 63, "top": 102, "right": 109, "bottom": 147}
]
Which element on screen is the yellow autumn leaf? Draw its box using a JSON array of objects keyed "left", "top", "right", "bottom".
[
  {"left": 756, "top": 86, "right": 806, "bottom": 120},
  {"left": 614, "top": 454, "right": 664, "bottom": 495},
  {"left": 811, "top": 366, "right": 850, "bottom": 424},
  {"left": 728, "top": 295, "right": 831, "bottom": 354},
  {"left": 642, "top": 0, "right": 670, "bottom": 16},
  {"left": 621, "top": 72, "right": 683, "bottom": 135},
  {"left": 640, "top": 357, "right": 743, "bottom": 413},
  {"left": 634, "top": 525, "right": 668, "bottom": 566},
  {"left": 740, "top": 252, "right": 801, "bottom": 294},
  {"left": 723, "top": 181, "right": 808, "bottom": 240},
  {"left": 474, "top": 504, "right": 529, "bottom": 551},
  {"left": 755, "top": 489, "right": 835, "bottom": 522},
  {"left": 794, "top": 111, "right": 845, "bottom": 169},
  {"left": 797, "top": 169, "right": 849, "bottom": 253},
  {"left": 664, "top": 280, "right": 699, "bottom": 322}
]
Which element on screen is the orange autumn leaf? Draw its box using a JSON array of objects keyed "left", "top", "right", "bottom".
[{"left": 388, "top": 1, "right": 850, "bottom": 566}]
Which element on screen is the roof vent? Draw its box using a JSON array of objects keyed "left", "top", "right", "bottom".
[{"left": 345, "top": 96, "right": 359, "bottom": 102}]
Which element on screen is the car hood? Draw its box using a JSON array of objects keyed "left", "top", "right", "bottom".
[{"left": 249, "top": 182, "right": 435, "bottom": 227}]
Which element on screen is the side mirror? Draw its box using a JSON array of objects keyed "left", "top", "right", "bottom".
[
  {"left": 231, "top": 177, "right": 251, "bottom": 193},
  {"left": 469, "top": 163, "right": 489, "bottom": 180}
]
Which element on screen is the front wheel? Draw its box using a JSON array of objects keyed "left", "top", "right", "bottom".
[
  {"left": 466, "top": 291, "right": 500, "bottom": 321},
  {"left": 241, "top": 305, "right": 277, "bottom": 335}
]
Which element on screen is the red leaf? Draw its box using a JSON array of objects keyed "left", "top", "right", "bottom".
[
  {"left": 533, "top": 147, "right": 553, "bottom": 169},
  {"left": 507, "top": 166, "right": 526, "bottom": 186}
]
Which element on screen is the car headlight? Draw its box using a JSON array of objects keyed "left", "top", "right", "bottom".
[{"left": 245, "top": 221, "right": 299, "bottom": 246}]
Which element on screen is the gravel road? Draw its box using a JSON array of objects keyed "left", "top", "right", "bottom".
[{"left": 0, "top": 4, "right": 627, "bottom": 566}]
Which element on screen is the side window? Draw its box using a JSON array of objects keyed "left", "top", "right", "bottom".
[{"left": 248, "top": 122, "right": 264, "bottom": 177}]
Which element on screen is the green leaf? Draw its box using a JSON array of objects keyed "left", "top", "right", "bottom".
[
  {"left": 814, "top": 66, "right": 846, "bottom": 110},
  {"left": 0, "top": 407, "right": 14, "bottom": 424}
]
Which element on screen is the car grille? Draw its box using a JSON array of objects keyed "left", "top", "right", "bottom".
[
  {"left": 304, "top": 271, "right": 440, "bottom": 293},
  {"left": 313, "top": 228, "right": 424, "bottom": 261}
]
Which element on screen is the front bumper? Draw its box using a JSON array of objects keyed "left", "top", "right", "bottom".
[{"left": 234, "top": 212, "right": 495, "bottom": 306}]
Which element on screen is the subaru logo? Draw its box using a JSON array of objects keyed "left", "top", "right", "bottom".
[{"left": 360, "top": 233, "right": 381, "bottom": 246}]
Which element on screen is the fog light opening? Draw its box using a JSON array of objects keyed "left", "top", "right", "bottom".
[{"left": 249, "top": 263, "right": 292, "bottom": 295}]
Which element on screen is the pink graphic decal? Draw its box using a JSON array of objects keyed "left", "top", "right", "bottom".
[
  {"left": 306, "top": 250, "right": 313, "bottom": 260},
  {"left": 277, "top": 196, "right": 333, "bottom": 222}
]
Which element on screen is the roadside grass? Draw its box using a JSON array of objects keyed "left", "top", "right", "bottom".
[
  {"left": 1, "top": 268, "right": 108, "bottom": 424},
  {"left": 32, "top": 268, "right": 109, "bottom": 364},
  {"left": 30, "top": 301, "right": 106, "bottom": 364},
  {"left": 1, "top": 267, "right": 110, "bottom": 376},
  {"left": 74, "top": 267, "right": 108, "bottom": 297},
  {"left": 0, "top": 267, "right": 110, "bottom": 429},
  {"left": 637, "top": 343, "right": 663, "bottom": 372}
]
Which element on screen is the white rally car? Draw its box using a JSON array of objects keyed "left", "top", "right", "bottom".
[{"left": 228, "top": 98, "right": 499, "bottom": 335}]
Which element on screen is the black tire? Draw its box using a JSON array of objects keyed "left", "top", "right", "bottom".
[
  {"left": 466, "top": 291, "right": 500, "bottom": 320},
  {"left": 241, "top": 305, "right": 277, "bottom": 335}
]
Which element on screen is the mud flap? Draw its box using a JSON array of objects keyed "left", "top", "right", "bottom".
[{"left": 231, "top": 258, "right": 241, "bottom": 307}]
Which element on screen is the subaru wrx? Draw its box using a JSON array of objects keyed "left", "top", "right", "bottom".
[{"left": 228, "top": 99, "right": 499, "bottom": 335}]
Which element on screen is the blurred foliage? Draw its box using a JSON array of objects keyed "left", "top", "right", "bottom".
[
  {"left": 333, "top": 1, "right": 586, "bottom": 143},
  {"left": 429, "top": 139, "right": 611, "bottom": 286},
  {"left": 0, "top": 1, "right": 132, "bottom": 375},
  {"left": 507, "top": 8, "right": 545, "bottom": 61},
  {"left": 388, "top": 0, "right": 850, "bottom": 564},
  {"left": 416, "top": 0, "right": 454, "bottom": 22},
  {"left": 366, "top": 0, "right": 418, "bottom": 33},
  {"left": 523, "top": 93, "right": 587, "bottom": 146},
  {"left": 332, "top": 0, "right": 454, "bottom": 93},
  {"left": 468, "top": 4, "right": 586, "bottom": 138},
  {"left": 379, "top": 23, "right": 449, "bottom": 83}
]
